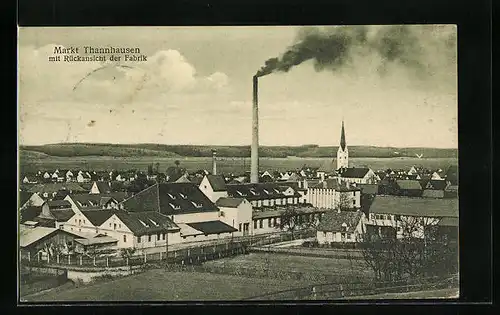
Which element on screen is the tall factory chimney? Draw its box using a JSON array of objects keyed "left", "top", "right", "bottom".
[
  {"left": 212, "top": 149, "right": 217, "bottom": 175},
  {"left": 250, "top": 75, "right": 259, "bottom": 183}
]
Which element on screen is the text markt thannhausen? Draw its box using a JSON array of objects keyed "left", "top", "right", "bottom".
[{"left": 53, "top": 46, "right": 148, "bottom": 61}]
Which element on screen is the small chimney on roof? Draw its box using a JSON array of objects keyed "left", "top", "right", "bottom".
[{"left": 212, "top": 149, "right": 217, "bottom": 175}]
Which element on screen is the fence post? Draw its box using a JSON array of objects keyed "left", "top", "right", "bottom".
[
  {"left": 38, "top": 252, "right": 40, "bottom": 262},
  {"left": 80, "top": 256, "right": 83, "bottom": 265},
  {"left": 201, "top": 247, "right": 203, "bottom": 254},
  {"left": 57, "top": 254, "right": 60, "bottom": 264},
  {"left": 68, "top": 255, "right": 71, "bottom": 265},
  {"left": 311, "top": 286, "right": 317, "bottom": 300},
  {"left": 187, "top": 249, "right": 190, "bottom": 257},
  {"left": 160, "top": 252, "right": 162, "bottom": 261},
  {"left": 339, "top": 284, "right": 344, "bottom": 298},
  {"left": 144, "top": 253, "right": 147, "bottom": 263},
  {"left": 93, "top": 256, "right": 96, "bottom": 266},
  {"left": 126, "top": 257, "right": 129, "bottom": 266},
  {"left": 174, "top": 251, "right": 177, "bottom": 258},
  {"left": 106, "top": 257, "right": 109, "bottom": 267},
  {"left": 226, "top": 243, "right": 229, "bottom": 250},
  {"left": 213, "top": 245, "right": 216, "bottom": 253}
]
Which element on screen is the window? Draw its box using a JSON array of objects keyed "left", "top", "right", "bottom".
[
  {"left": 157, "top": 233, "right": 161, "bottom": 240},
  {"left": 75, "top": 219, "right": 77, "bottom": 223},
  {"left": 267, "top": 219, "right": 271, "bottom": 227},
  {"left": 83, "top": 220, "right": 86, "bottom": 224},
  {"left": 123, "top": 235, "right": 127, "bottom": 242},
  {"left": 204, "top": 185, "right": 207, "bottom": 189},
  {"left": 119, "top": 224, "right": 121, "bottom": 228},
  {"left": 347, "top": 233, "right": 351, "bottom": 240},
  {"left": 114, "top": 223, "right": 117, "bottom": 230},
  {"left": 148, "top": 235, "right": 152, "bottom": 242},
  {"left": 323, "top": 232, "right": 327, "bottom": 238},
  {"left": 95, "top": 228, "right": 98, "bottom": 233},
  {"left": 163, "top": 233, "right": 166, "bottom": 240},
  {"left": 137, "top": 236, "right": 141, "bottom": 243},
  {"left": 238, "top": 224, "right": 242, "bottom": 232},
  {"left": 254, "top": 220, "right": 257, "bottom": 229},
  {"left": 109, "top": 223, "right": 112, "bottom": 227},
  {"left": 259, "top": 220, "right": 263, "bottom": 229}
]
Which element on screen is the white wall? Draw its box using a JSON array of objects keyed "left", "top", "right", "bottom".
[
  {"left": 199, "top": 176, "right": 228, "bottom": 203},
  {"left": 173, "top": 211, "right": 220, "bottom": 224},
  {"left": 218, "top": 200, "right": 252, "bottom": 236}
]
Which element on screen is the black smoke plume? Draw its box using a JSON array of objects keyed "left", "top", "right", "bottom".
[{"left": 255, "top": 25, "right": 457, "bottom": 85}]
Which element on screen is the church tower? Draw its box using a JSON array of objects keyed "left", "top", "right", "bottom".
[{"left": 337, "top": 120, "right": 349, "bottom": 170}]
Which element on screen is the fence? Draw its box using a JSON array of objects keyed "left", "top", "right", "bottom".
[
  {"left": 20, "top": 230, "right": 313, "bottom": 269},
  {"left": 242, "top": 274, "right": 459, "bottom": 300}
]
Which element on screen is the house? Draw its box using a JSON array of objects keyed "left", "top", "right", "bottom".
[
  {"left": 64, "top": 193, "right": 126, "bottom": 211},
  {"left": 28, "top": 183, "right": 87, "bottom": 199},
  {"left": 198, "top": 175, "right": 228, "bottom": 203},
  {"left": 215, "top": 197, "right": 252, "bottom": 236},
  {"left": 316, "top": 210, "right": 366, "bottom": 244},
  {"left": 444, "top": 184, "right": 458, "bottom": 199},
  {"left": 226, "top": 182, "right": 302, "bottom": 208},
  {"left": 251, "top": 206, "right": 325, "bottom": 235},
  {"left": 35, "top": 200, "right": 75, "bottom": 228},
  {"left": 394, "top": 180, "right": 423, "bottom": 197},
  {"left": 65, "top": 170, "right": 74, "bottom": 182},
  {"left": 338, "top": 167, "right": 380, "bottom": 184},
  {"left": 120, "top": 182, "right": 236, "bottom": 243},
  {"left": 22, "top": 175, "right": 38, "bottom": 184},
  {"left": 74, "top": 236, "right": 119, "bottom": 256},
  {"left": 77, "top": 171, "right": 92, "bottom": 183},
  {"left": 89, "top": 181, "right": 112, "bottom": 194},
  {"left": 19, "top": 225, "right": 96, "bottom": 261},
  {"left": 365, "top": 195, "right": 458, "bottom": 240},
  {"left": 307, "top": 179, "right": 361, "bottom": 210},
  {"left": 422, "top": 179, "right": 448, "bottom": 198}
]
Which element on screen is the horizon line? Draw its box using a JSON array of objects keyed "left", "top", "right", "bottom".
[{"left": 18, "top": 142, "right": 459, "bottom": 150}]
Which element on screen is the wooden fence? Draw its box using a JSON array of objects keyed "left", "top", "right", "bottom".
[
  {"left": 20, "top": 230, "right": 315, "bottom": 269},
  {"left": 242, "top": 274, "right": 459, "bottom": 300}
]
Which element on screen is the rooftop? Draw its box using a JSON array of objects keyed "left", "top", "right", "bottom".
[{"left": 369, "top": 195, "right": 458, "bottom": 218}]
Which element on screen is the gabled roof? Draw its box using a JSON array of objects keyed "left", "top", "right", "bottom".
[
  {"left": 114, "top": 211, "right": 179, "bottom": 236},
  {"left": 19, "top": 226, "right": 58, "bottom": 248},
  {"left": 395, "top": 180, "right": 422, "bottom": 191},
  {"left": 215, "top": 197, "right": 246, "bottom": 208},
  {"left": 121, "top": 183, "right": 219, "bottom": 216},
  {"left": 93, "top": 181, "right": 112, "bottom": 194},
  {"left": 19, "top": 191, "right": 33, "bottom": 207},
  {"left": 175, "top": 175, "right": 192, "bottom": 183},
  {"left": 49, "top": 209, "right": 75, "bottom": 222},
  {"left": 226, "top": 183, "right": 300, "bottom": 201},
  {"left": 425, "top": 179, "right": 448, "bottom": 191},
  {"left": 82, "top": 209, "right": 116, "bottom": 226},
  {"left": 317, "top": 211, "right": 362, "bottom": 233},
  {"left": 369, "top": 195, "right": 458, "bottom": 218},
  {"left": 340, "top": 168, "right": 371, "bottom": 179},
  {"left": 186, "top": 221, "right": 237, "bottom": 235},
  {"left": 205, "top": 175, "right": 227, "bottom": 192},
  {"left": 177, "top": 223, "right": 204, "bottom": 236},
  {"left": 74, "top": 236, "right": 118, "bottom": 246},
  {"left": 28, "top": 183, "right": 86, "bottom": 194},
  {"left": 45, "top": 200, "right": 72, "bottom": 209}
]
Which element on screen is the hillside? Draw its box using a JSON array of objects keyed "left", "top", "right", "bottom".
[{"left": 20, "top": 143, "right": 458, "bottom": 159}]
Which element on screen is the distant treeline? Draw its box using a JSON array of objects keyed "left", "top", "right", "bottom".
[{"left": 20, "top": 143, "right": 458, "bottom": 159}]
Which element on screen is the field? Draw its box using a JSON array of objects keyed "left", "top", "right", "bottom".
[
  {"left": 21, "top": 269, "right": 313, "bottom": 302},
  {"left": 19, "top": 155, "right": 458, "bottom": 174},
  {"left": 343, "top": 288, "right": 459, "bottom": 300}
]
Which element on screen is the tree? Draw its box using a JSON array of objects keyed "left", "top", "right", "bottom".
[
  {"left": 147, "top": 164, "right": 153, "bottom": 176},
  {"left": 359, "top": 215, "right": 457, "bottom": 282},
  {"left": 279, "top": 208, "right": 299, "bottom": 240},
  {"left": 336, "top": 192, "right": 353, "bottom": 212}
]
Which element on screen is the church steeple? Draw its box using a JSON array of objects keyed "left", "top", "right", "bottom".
[
  {"left": 337, "top": 120, "right": 349, "bottom": 170},
  {"left": 340, "top": 120, "right": 346, "bottom": 151}
]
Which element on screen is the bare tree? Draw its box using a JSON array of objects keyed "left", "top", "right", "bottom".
[
  {"left": 336, "top": 192, "right": 353, "bottom": 212},
  {"left": 279, "top": 208, "right": 298, "bottom": 240}
]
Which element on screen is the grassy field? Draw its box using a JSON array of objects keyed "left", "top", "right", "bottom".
[
  {"left": 203, "top": 252, "right": 372, "bottom": 281},
  {"left": 19, "top": 155, "right": 458, "bottom": 174},
  {"left": 343, "top": 288, "right": 459, "bottom": 300},
  {"left": 21, "top": 269, "right": 313, "bottom": 302}
]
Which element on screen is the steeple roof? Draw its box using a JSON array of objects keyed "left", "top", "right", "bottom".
[{"left": 340, "top": 120, "right": 346, "bottom": 150}]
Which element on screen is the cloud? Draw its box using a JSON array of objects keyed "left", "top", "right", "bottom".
[{"left": 18, "top": 45, "right": 230, "bottom": 105}]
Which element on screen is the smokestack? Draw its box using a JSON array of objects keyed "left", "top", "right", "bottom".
[
  {"left": 251, "top": 75, "right": 259, "bottom": 183},
  {"left": 212, "top": 149, "right": 217, "bottom": 175}
]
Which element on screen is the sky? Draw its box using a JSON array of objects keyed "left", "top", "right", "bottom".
[{"left": 18, "top": 26, "right": 457, "bottom": 148}]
